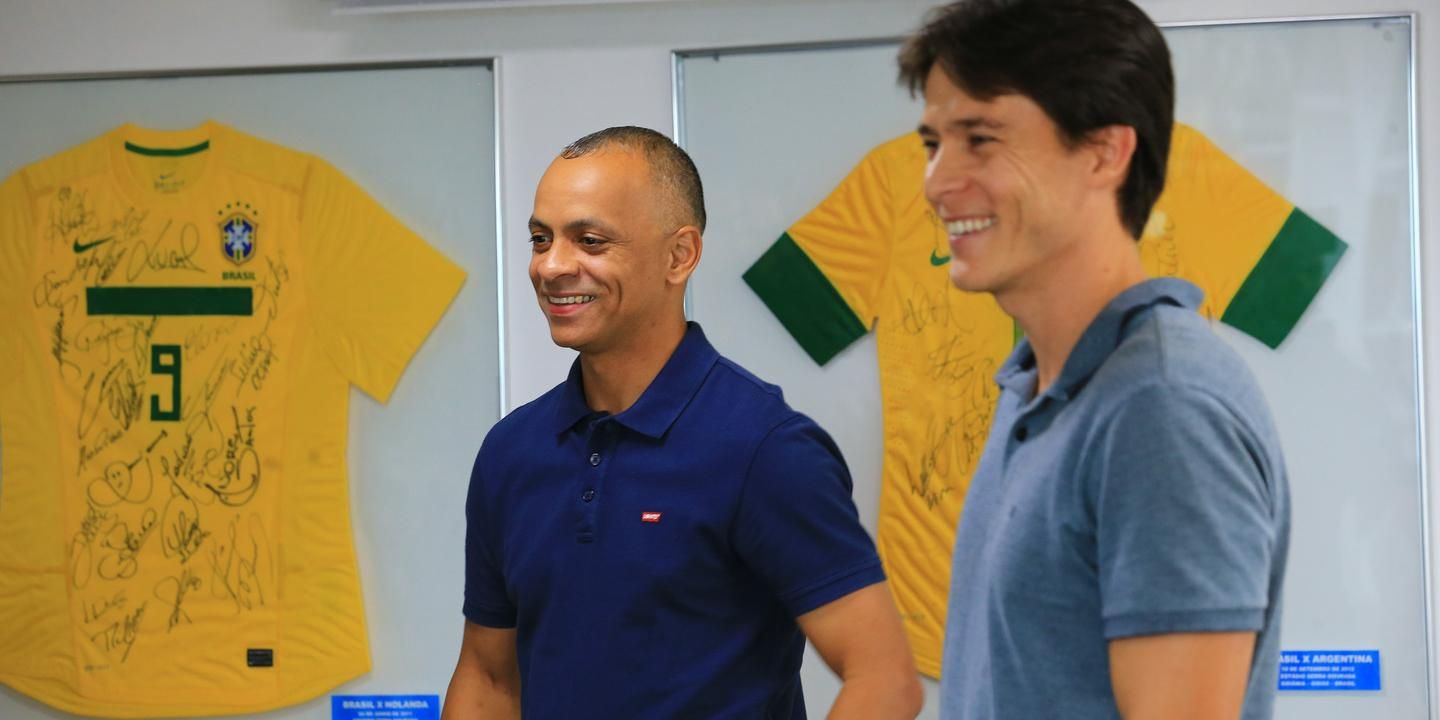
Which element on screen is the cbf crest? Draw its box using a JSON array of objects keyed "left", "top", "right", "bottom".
[{"left": 218, "top": 201, "right": 259, "bottom": 266}]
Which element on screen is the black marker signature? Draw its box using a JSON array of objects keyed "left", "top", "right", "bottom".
[
  {"left": 32, "top": 268, "right": 80, "bottom": 315},
  {"left": 161, "top": 484, "right": 209, "bottom": 564},
  {"left": 125, "top": 219, "right": 205, "bottom": 281},
  {"left": 89, "top": 602, "right": 145, "bottom": 663},
  {"left": 74, "top": 240, "right": 127, "bottom": 286},
  {"left": 86, "top": 456, "right": 155, "bottom": 508},
  {"left": 209, "top": 514, "right": 270, "bottom": 614},
  {"left": 71, "top": 317, "right": 156, "bottom": 370},
  {"left": 50, "top": 307, "right": 82, "bottom": 380},
  {"left": 899, "top": 281, "right": 958, "bottom": 336},
  {"left": 49, "top": 187, "right": 96, "bottom": 244},
  {"left": 69, "top": 504, "right": 111, "bottom": 589},
  {"left": 96, "top": 508, "right": 158, "bottom": 582},
  {"left": 184, "top": 320, "right": 238, "bottom": 357},
  {"left": 252, "top": 254, "right": 290, "bottom": 323},
  {"left": 925, "top": 334, "right": 980, "bottom": 385},
  {"left": 82, "top": 591, "right": 127, "bottom": 625},
  {"left": 231, "top": 333, "right": 277, "bottom": 395},
  {"left": 153, "top": 567, "right": 202, "bottom": 632},
  {"left": 76, "top": 360, "right": 144, "bottom": 440},
  {"left": 914, "top": 415, "right": 961, "bottom": 511}
]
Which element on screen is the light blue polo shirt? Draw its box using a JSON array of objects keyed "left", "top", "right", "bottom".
[{"left": 940, "top": 278, "right": 1290, "bottom": 720}]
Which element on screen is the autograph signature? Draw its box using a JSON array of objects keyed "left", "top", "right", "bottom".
[{"left": 153, "top": 568, "right": 202, "bottom": 632}]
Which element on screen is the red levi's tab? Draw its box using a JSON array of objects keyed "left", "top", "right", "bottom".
[{"left": 641, "top": 512, "right": 663, "bottom": 523}]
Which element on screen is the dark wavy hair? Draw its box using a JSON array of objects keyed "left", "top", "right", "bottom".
[{"left": 898, "top": 0, "right": 1174, "bottom": 239}]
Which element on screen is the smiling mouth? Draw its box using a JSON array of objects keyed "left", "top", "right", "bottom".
[
  {"left": 946, "top": 217, "right": 995, "bottom": 237},
  {"left": 547, "top": 295, "right": 596, "bottom": 305}
]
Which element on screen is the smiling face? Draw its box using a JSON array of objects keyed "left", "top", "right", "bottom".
[
  {"left": 528, "top": 149, "right": 691, "bottom": 355},
  {"left": 918, "top": 65, "right": 1099, "bottom": 298}
]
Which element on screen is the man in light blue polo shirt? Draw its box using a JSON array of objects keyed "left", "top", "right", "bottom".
[
  {"left": 900, "top": 0, "right": 1290, "bottom": 718},
  {"left": 441, "top": 127, "right": 923, "bottom": 719}
]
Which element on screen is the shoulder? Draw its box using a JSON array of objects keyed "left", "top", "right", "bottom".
[
  {"left": 1101, "top": 303, "right": 1269, "bottom": 417},
  {"left": 218, "top": 124, "right": 314, "bottom": 192},
  {"left": 699, "top": 353, "right": 846, "bottom": 477},
  {"left": 475, "top": 380, "right": 569, "bottom": 464},
  {"left": 700, "top": 353, "right": 809, "bottom": 436},
  {"left": 1084, "top": 304, "right": 1286, "bottom": 477},
  {"left": 15, "top": 133, "right": 110, "bottom": 193}
]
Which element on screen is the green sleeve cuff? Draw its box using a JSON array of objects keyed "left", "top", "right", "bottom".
[
  {"left": 743, "top": 232, "right": 868, "bottom": 365},
  {"left": 1222, "top": 208, "right": 1347, "bottom": 349}
]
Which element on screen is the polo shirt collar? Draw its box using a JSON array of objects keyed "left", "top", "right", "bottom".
[
  {"left": 550, "top": 322, "right": 720, "bottom": 439},
  {"left": 994, "top": 277, "right": 1202, "bottom": 401}
]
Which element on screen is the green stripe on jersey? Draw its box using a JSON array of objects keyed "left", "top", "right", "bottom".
[
  {"left": 743, "top": 233, "right": 868, "bottom": 365},
  {"left": 1222, "top": 208, "right": 1347, "bottom": 349},
  {"left": 88, "top": 286, "right": 253, "bottom": 316}
]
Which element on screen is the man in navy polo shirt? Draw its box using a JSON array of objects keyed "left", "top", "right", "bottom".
[
  {"left": 441, "top": 126, "right": 923, "bottom": 719},
  {"left": 901, "top": 1, "right": 1291, "bottom": 719}
]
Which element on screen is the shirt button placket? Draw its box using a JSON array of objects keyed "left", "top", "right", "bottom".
[{"left": 578, "top": 441, "right": 606, "bottom": 544}]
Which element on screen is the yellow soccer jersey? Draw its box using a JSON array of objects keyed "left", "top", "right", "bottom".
[
  {"left": 0, "top": 121, "right": 465, "bottom": 717},
  {"left": 744, "top": 125, "right": 1345, "bottom": 677}
]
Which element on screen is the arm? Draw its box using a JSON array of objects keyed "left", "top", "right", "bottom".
[
  {"left": 440, "top": 621, "right": 521, "bottom": 720},
  {"left": 1093, "top": 384, "right": 1283, "bottom": 720},
  {"left": 798, "top": 582, "right": 923, "bottom": 720},
  {"left": 1109, "top": 632, "right": 1255, "bottom": 720}
]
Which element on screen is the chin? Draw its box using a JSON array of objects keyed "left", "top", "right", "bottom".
[
  {"left": 547, "top": 326, "right": 589, "bottom": 351},
  {"left": 948, "top": 265, "right": 992, "bottom": 295}
]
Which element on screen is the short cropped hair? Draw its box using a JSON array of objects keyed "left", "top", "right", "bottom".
[
  {"left": 561, "top": 126, "right": 707, "bottom": 232},
  {"left": 898, "top": 0, "right": 1173, "bottom": 239}
]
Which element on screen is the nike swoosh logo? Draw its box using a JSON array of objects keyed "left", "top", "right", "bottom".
[
  {"left": 929, "top": 250, "right": 951, "bottom": 266},
  {"left": 73, "top": 237, "right": 113, "bottom": 254}
]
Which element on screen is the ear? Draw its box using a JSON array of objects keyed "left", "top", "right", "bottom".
[
  {"left": 666, "top": 225, "right": 703, "bottom": 286},
  {"left": 1086, "top": 124, "right": 1138, "bottom": 191}
]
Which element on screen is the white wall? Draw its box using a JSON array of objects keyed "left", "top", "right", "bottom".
[{"left": 1, "top": 0, "right": 1437, "bottom": 718}]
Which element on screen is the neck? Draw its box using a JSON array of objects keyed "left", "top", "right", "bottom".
[
  {"left": 998, "top": 228, "right": 1147, "bottom": 396},
  {"left": 578, "top": 313, "right": 688, "bottom": 414}
]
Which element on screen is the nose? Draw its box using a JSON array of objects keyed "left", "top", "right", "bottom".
[
  {"left": 532, "top": 236, "right": 580, "bottom": 285},
  {"left": 923, "top": 141, "right": 974, "bottom": 215}
]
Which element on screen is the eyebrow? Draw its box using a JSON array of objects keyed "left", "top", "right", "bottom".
[
  {"left": 528, "top": 215, "right": 622, "bottom": 238},
  {"left": 917, "top": 117, "right": 1007, "bottom": 135}
]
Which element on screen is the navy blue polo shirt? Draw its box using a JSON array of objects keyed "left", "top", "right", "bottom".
[{"left": 463, "top": 323, "right": 885, "bottom": 719}]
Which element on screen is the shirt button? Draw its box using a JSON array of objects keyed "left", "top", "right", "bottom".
[
  {"left": 582, "top": 488, "right": 596, "bottom": 502},
  {"left": 589, "top": 452, "right": 601, "bottom": 466}
]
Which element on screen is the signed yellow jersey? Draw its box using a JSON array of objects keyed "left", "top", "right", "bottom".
[
  {"left": 744, "top": 125, "right": 1346, "bottom": 676},
  {"left": 0, "top": 121, "right": 465, "bottom": 716}
]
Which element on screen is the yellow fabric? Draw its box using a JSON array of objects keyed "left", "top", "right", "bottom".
[
  {"left": 0, "top": 121, "right": 465, "bottom": 717},
  {"left": 783, "top": 124, "right": 1298, "bottom": 677}
]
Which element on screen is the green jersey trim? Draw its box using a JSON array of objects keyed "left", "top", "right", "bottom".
[
  {"left": 1222, "top": 208, "right": 1347, "bottom": 349},
  {"left": 743, "top": 232, "right": 867, "bottom": 366},
  {"left": 87, "top": 286, "right": 254, "bottom": 316}
]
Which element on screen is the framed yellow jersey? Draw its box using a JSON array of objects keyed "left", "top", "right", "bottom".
[
  {"left": 0, "top": 121, "right": 465, "bottom": 716},
  {"left": 744, "top": 124, "right": 1346, "bottom": 676}
]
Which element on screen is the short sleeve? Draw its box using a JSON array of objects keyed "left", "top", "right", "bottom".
[
  {"left": 462, "top": 444, "right": 517, "bottom": 628},
  {"left": 1147, "top": 124, "right": 1345, "bottom": 348},
  {"left": 743, "top": 135, "right": 913, "bottom": 365},
  {"left": 299, "top": 158, "right": 466, "bottom": 402},
  {"left": 0, "top": 171, "right": 36, "bottom": 379},
  {"left": 1092, "top": 384, "right": 1280, "bottom": 639},
  {"left": 732, "top": 415, "right": 885, "bottom": 617}
]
